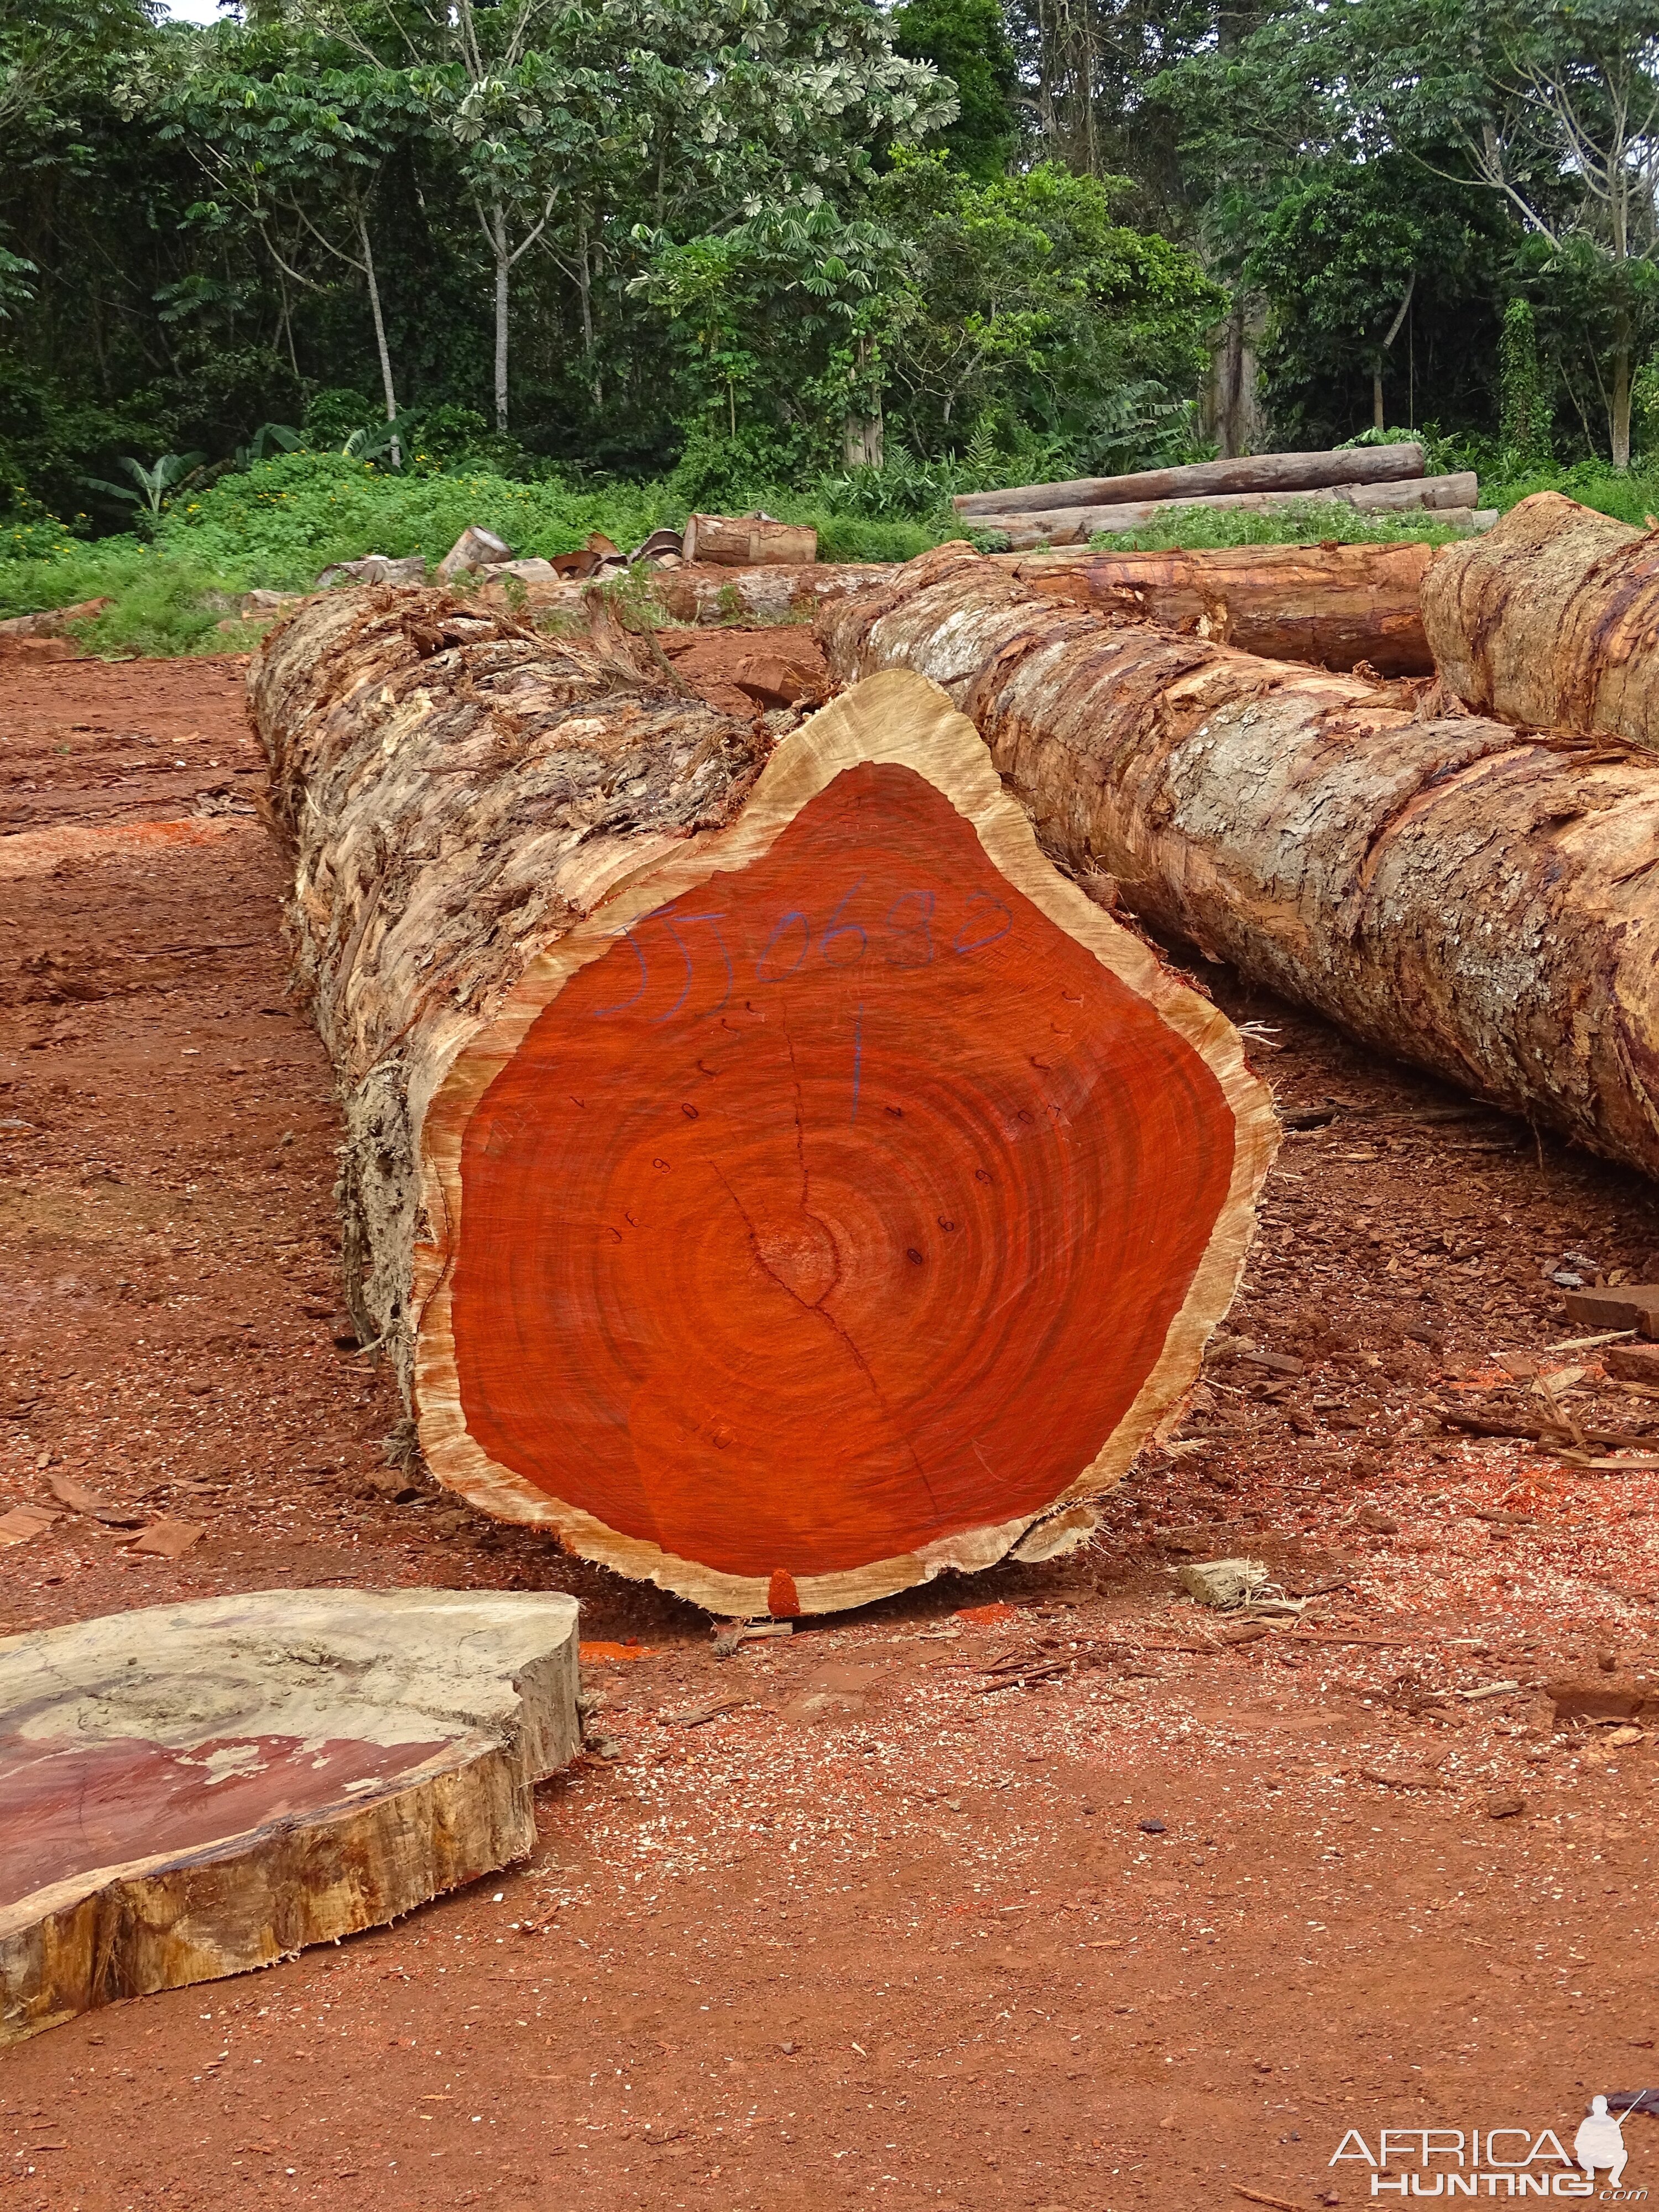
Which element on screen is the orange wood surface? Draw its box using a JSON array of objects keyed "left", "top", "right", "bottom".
[{"left": 451, "top": 762, "right": 1233, "bottom": 1581}]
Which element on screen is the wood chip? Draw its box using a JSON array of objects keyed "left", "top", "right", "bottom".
[
  {"left": 124, "top": 1517, "right": 205, "bottom": 1558},
  {"left": 0, "top": 1506, "right": 59, "bottom": 1546}
]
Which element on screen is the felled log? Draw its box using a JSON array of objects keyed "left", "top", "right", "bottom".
[
  {"left": 953, "top": 442, "right": 1426, "bottom": 519},
  {"left": 1422, "top": 491, "right": 1659, "bottom": 748},
  {"left": 251, "top": 588, "right": 1275, "bottom": 1616},
  {"left": 818, "top": 546, "right": 1659, "bottom": 1183},
  {"left": 478, "top": 559, "right": 886, "bottom": 630},
  {"left": 0, "top": 1589, "right": 578, "bottom": 2043},
  {"left": 990, "top": 542, "right": 1434, "bottom": 675},
  {"left": 983, "top": 474, "right": 1479, "bottom": 550},
  {"left": 682, "top": 513, "right": 818, "bottom": 566}
]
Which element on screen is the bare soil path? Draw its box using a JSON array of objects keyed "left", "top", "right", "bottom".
[{"left": 3, "top": 647, "right": 1658, "bottom": 2211}]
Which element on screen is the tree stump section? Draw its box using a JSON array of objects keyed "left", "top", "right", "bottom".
[
  {"left": 252, "top": 591, "right": 1275, "bottom": 1618},
  {"left": 0, "top": 1589, "right": 580, "bottom": 2044}
]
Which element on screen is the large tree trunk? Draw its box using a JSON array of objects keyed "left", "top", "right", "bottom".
[
  {"left": 953, "top": 442, "right": 1426, "bottom": 520},
  {"left": 1421, "top": 491, "right": 1659, "bottom": 748},
  {"left": 980, "top": 474, "right": 1478, "bottom": 550},
  {"left": 993, "top": 540, "right": 1435, "bottom": 675},
  {"left": 818, "top": 546, "right": 1659, "bottom": 1183},
  {"left": 251, "top": 588, "right": 1275, "bottom": 1616},
  {"left": 680, "top": 514, "right": 819, "bottom": 566}
]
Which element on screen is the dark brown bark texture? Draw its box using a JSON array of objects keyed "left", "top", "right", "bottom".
[
  {"left": 989, "top": 542, "right": 1434, "bottom": 675},
  {"left": 953, "top": 443, "right": 1426, "bottom": 518},
  {"left": 1423, "top": 491, "right": 1659, "bottom": 748},
  {"left": 817, "top": 545, "right": 1659, "bottom": 1182}
]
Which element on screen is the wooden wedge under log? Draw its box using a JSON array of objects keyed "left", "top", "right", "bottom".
[
  {"left": 1422, "top": 491, "right": 1659, "bottom": 749},
  {"left": 953, "top": 442, "right": 1426, "bottom": 519},
  {"left": 817, "top": 545, "right": 1659, "bottom": 1183},
  {"left": 992, "top": 541, "right": 1434, "bottom": 675},
  {"left": 251, "top": 588, "right": 1275, "bottom": 1616}
]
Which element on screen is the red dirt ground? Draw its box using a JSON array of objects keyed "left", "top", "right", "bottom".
[{"left": 3, "top": 646, "right": 1658, "bottom": 2212}]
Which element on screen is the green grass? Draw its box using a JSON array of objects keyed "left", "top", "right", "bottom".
[
  {"left": 0, "top": 451, "right": 963, "bottom": 654},
  {"left": 9, "top": 446, "right": 1659, "bottom": 658},
  {"left": 1082, "top": 499, "right": 1481, "bottom": 554}
]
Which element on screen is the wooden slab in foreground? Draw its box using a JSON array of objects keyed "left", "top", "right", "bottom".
[
  {"left": 252, "top": 596, "right": 1277, "bottom": 1619},
  {"left": 0, "top": 1588, "right": 580, "bottom": 2044}
]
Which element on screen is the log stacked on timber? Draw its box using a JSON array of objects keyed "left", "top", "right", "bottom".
[
  {"left": 981, "top": 475, "right": 1480, "bottom": 550},
  {"left": 817, "top": 546, "right": 1659, "bottom": 1182},
  {"left": 251, "top": 588, "right": 1275, "bottom": 1616},
  {"left": 1422, "top": 491, "right": 1659, "bottom": 748},
  {"left": 953, "top": 444, "right": 1429, "bottom": 518},
  {"left": 990, "top": 541, "right": 1435, "bottom": 674},
  {"left": 954, "top": 442, "right": 1494, "bottom": 549}
]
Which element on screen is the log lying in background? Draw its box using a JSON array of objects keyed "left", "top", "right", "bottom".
[
  {"left": 1422, "top": 491, "right": 1659, "bottom": 749},
  {"left": 991, "top": 541, "right": 1435, "bottom": 675},
  {"left": 818, "top": 546, "right": 1659, "bottom": 1182},
  {"left": 252, "top": 588, "right": 1275, "bottom": 1616},
  {"left": 984, "top": 474, "right": 1480, "bottom": 550},
  {"left": 1, "top": 1589, "right": 579, "bottom": 2043},
  {"left": 953, "top": 442, "right": 1426, "bottom": 519},
  {"left": 681, "top": 513, "right": 818, "bottom": 566},
  {"left": 478, "top": 558, "right": 887, "bottom": 630}
]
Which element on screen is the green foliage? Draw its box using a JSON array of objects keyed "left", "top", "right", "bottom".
[
  {"left": 1499, "top": 299, "right": 1551, "bottom": 465},
  {"left": 893, "top": 0, "right": 1019, "bottom": 180},
  {"left": 81, "top": 450, "right": 207, "bottom": 523},
  {"left": 873, "top": 156, "right": 1222, "bottom": 467}
]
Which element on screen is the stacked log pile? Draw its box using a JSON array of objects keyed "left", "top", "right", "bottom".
[
  {"left": 250, "top": 587, "right": 1275, "bottom": 1615},
  {"left": 956, "top": 444, "right": 1493, "bottom": 546},
  {"left": 817, "top": 544, "right": 1659, "bottom": 1182}
]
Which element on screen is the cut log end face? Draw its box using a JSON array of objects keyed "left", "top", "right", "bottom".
[{"left": 418, "top": 675, "right": 1265, "bottom": 1613}]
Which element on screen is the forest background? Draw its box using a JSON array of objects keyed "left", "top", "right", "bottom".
[{"left": 6, "top": 0, "right": 1659, "bottom": 650}]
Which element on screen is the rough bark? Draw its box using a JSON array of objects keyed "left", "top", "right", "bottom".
[
  {"left": 982, "top": 474, "right": 1479, "bottom": 550},
  {"left": 251, "top": 586, "right": 1275, "bottom": 1616},
  {"left": 1, "top": 1589, "right": 578, "bottom": 2044},
  {"left": 818, "top": 545, "right": 1659, "bottom": 1183},
  {"left": 991, "top": 541, "right": 1435, "bottom": 675},
  {"left": 953, "top": 443, "right": 1427, "bottom": 519},
  {"left": 1421, "top": 491, "right": 1659, "bottom": 749},
  {"left": 477, "top": 559, "right": 888, "bottom": 630},
  {"left": 681, "top": 514, "right": 818, "bottom": 566}
]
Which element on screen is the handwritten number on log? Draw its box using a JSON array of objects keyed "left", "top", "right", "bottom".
[
  {"left": 649, "top": 907, "right": 732, "bottom": 1024},
  {"left": 884, "top": 889, "right": 935, "bottom": 967},
  {"left": 757, "top": 910, "right": 811, "bottom": 982},
  {"left": 818, "top": 879, "right": 868, "bottom": 968},
  {"left": 952, "top": 892, "right": 1013, "bottom": 957},
  {"left": 601, "top": 884, "right": 1013, "bottom": 1019}
]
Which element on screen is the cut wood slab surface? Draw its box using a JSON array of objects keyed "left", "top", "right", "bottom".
[
  {"left": 1423, "top": 489, "right": 1659, "bottom": 747},
  {"left": 0, "top": 1588, "right": 580, "bottom": 2044},
  {"left": 251, "top": 593, "right": 1276, "bottom": 1616}
]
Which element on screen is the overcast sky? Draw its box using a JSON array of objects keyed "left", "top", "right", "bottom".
[{"left": 155, "top": 1, "right": 229, "bottom": 21}]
